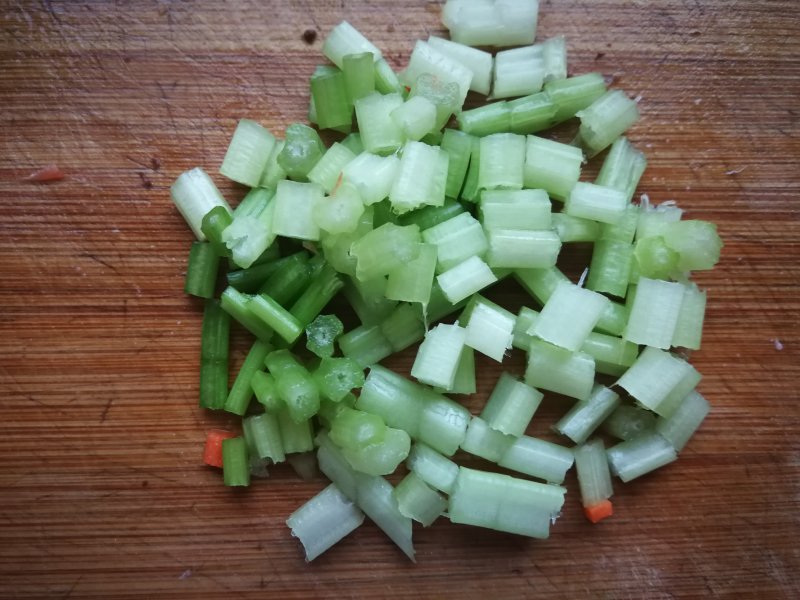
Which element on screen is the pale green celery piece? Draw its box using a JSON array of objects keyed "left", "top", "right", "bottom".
[
  {"left": 422, "top": 212, "right": 489, "bottom": 274},
  {"left": 260, "top": 140, "right": 289, "bottom": 189},
  {"left": 389, "top": 141, "right": 449, "bottom": 214},
  {"left": 342, "top": 426, "right": 411, "bottom": 476},
  {"left": 448, "top": 467, "right": 566, "bottom": 539},
  {"left": 587, "top": 239, "right": 634, "bottom": 298},
  {"left": 655, "top": 390, "right": 710, "bottom": 451},
  {"left": 607, "top": 432, "right": 677, "bottom": 482},
  {"left": 523, "top": 135, "right": 583, "bottom": 201},
  {"left": 617, "top": 346, "right": 701, "bottom": 417},
  {"left": 222, "top": 189, "right": 277, "bottom": 269},
  {"left": 486, "top": 229, "right": 562, "bottom": 270},
  {"left": 508, "top": 91, "right": 558, "bottom": 135},
  {"left": 498, "top": 435, "right": 575, "bottom": 484},
  {"left": 421, "top": 280, "right": 471, "bottom": 324},
  {"left": 602, "top": 404, "right": 657, "bottom": 441},
  {"left": 356, "top": 365, "right": 470, "bottom": 456},
  {"left": 313, "top": 357, "right": 365, "bottom": 403},
  {"left": 397, "top": 200, "right": 465, "bottom": 231},
  {"left": 406, "top": 443, "right": 459, "bottom": 495},
  {"left": 350, "top": 222, "right": 421, "bottom": 281},
  {"left": 286, "top": 483, "right": 365, "bottom": 562},
  {"left": 273, "top": 180, "right": 323, "bottom": 241},
  {"left": 400, "top": 40, "right": 473, "bottom": 107},
  {"left": 317, "top": 394, "right": 356, "bottom": 429},
  {"left": 426, "top": 36, "right": 492, "bottom": 95},
  {"left": 459, "top": 136, "right": 482, "bottom": 203},
  {"left": 437, "top": 256, "right": 498, "bottom": 304},
  {"left": 481, "top": 372, "right": 543, "bottom": 437},
  {"left": 394, "top": 472, "right": 447, "bottom": 527},
  {"left": 374, "top": 58, "right": 403, "bottom": 95},
  {"left": 342, "top": 274, "right": 397, "bottom": 325},
  {"left": 248, "top": 294, "right": 304, "bottom": 344},
  {"left": 623, "top": 277, "right": 685, "bottom": 348},
  {"left": 386, "top": 244, "right": 438, "bottom": 304},
  {"left": 442, "top": 0, "right": 538, "bottom": 47},
  {"left": 595, "top": 137, "right": 647, "bottom": 203},
  {"left": 525, "top": 339, "right": 595, "bottom": 401},
  {"left": 544, "top": 73, "right": 607, "bottom": 124},
  {"left": 574, "top": 439, "right": 614, "bottom": 507},
  {"left": 662, "top": 220, "right": 723, "bottom": 271},
  {"left": 340, "top": 133, "right": 364, "bottom": 155},
  {"left": 322, "top": 21, "right": 382, "bottom": 69},
  {"left": 354, "top": 92, "right": 406, "bottom": 156},
  {"left": 311, "top": 69, "right": 352, "bottom": 131},
  {"left": 634, "top": 236, "right": 679, "bottom": 280},
  {"left": 342, "top": 152, "right": 400, "bottom": 205},
  {"left": 316, "top": 433, "right": 415, "bottom": 561},
  {"left": 379, "top": 303, "right": 426, "bottom": 352},
  {"left": 552, "top": 212, "right": 600, "bottom": 242},
  {"left": 313, "top": 183, "right": 365, "bottom": 236},
  {"left": 565, "top": 182, "right": 628, "bottom": 225},
  {"left": 243, "top": 412, "right": 285, "bottom": 463},
  {"left": 457, "top": 102, "right": 512, "bottom": 137},
  {"left": 251, "top": 371, "right": 282, "bottom": 413},
  {"left": 553, "top": 384, "right": 621, "bottom": 444},
  {"left": 460, "top": 294, "right": 516, "bottom": 362},
  {"left": 513, "top": 266, "right": 569, "bottom": 306},
  {"left": 411, "top": 324, "right": 467, "bottom": 389},
  {"left": 171, "top": 168, "right": 233, "bottom": 241},
  {"left": 600, "top": 203, "right": 640, "bottom": 244},
  {"left": 278, "top": 123, "right": 326, "bottom": 181},
  {"left": 307, "top": 143, "right": 357, "bottom": 193},
  {"left": 580, "top": 331, "right": 639, "bottom": 377},
  {"left": 409, "top": 72, "right": 461, "bottom": 131},
  {"left": 575, "top": 90, "right": 640, "bottom": 157},
  {"left": 330, "top": 406, "right": 387, "bottom": 450},
  {"left": 636, "top": 202, "right": 683, "bottom": 241},
  {"left": 220, "top": 286, "right": 274, "bottom": 342},
  {"left": 492, "top": 43, "right": 546, "bottom": 99},
  {"left": 461, "top": 416, "right": 515, "bottom": 463},
  {"left": 277, "top": 409, "right": 315, "bottom": 453},
  {"left": 596, "top": 299, "right": 628, "bottom": 336},
  {"left": 391, "top": 96, "right": 438, "bottom": 141},
  {"left": 532, "top": 281, "right": 610, "bottom": 352},
  {"left": 671, "top": 283, "right": 706, "bottom": 350},
  {"left": 480, "top": 189, "right": 552, "bottom": 231},
  {"left": 440, "top": 130, "right": 474, "bottom": 199},
  {"left": 305, "top": 314, "right": 344, "bottom": 359},
  {"left": 512, "top": 306, "right": 539, "bottom": 350},
  {"left": 478, "top": 133, "right": 526, "bottom": 190},
  {"left": 342, "top": 52, "right": 376, "bottom": 103},
  {"left": 447, "top": 347, "right": 476, "bottom": 394},
  {"left": 219, "top": 119, "right": 276, "bottom": 187},
  {"left": 265, "top": 350, "right": 320, "bottom": 423},
  {"left": 338, "top": 324, "right": 393, "bottom": 368}
]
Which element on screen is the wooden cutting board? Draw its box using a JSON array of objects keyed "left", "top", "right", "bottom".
[{"left": 1, "top": 1, "right": 798, "bottom": 597}]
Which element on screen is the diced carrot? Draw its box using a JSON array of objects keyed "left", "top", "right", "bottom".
[
  {"left": 583, "top": 499, "right": 613, "bottom": 523},
  {"left": 24, "top": 164, "right": 65, "bottom": 182},
  {"left": 203, "top": 429, "right": 237, "bottom": 468}
]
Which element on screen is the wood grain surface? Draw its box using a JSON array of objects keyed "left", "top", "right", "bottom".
[{"left": 1, "top": 1, "right": 799, "bottom": 598}]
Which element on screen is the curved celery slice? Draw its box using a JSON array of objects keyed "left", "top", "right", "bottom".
[
  {"left": 427, "top": 36, "right": 492, "bottom": 95},
  {"left": 602, "top": 404, "right": 657, "bottom": 441},
  {"left": 479, "top": 133, "right": 526, "bottom": 190},
  {"left": 322, "top": 21, "right": 382, "bottom": 69},
  {"left": 389, "top": 141, "right": 449, "bottom": 214},
  {"left": 498, "top": 435, "right": 574, "bottom": 484},
  {"left": 523, "top": 136, "right": 583, "bottom": 201},
  {"left": 623, "top": 277, "right": 685, "bottom": 349},
  {"left": 400, "top": 40, "right": 473, "bottom": 107},
  {"left": 220, "top": 119, "right": 276, "bottom": 187},
  {"left": 306, "top": 314, "right": 344, "bottom": 359},
  {"left": 480, "top": 189, "right": 552, "bottom": 232},
  {"left": 391, "top": 96, "right": 437, "bottom": 142},
  {"left": 341, "top": 426, "right": 411, "bottom": 476},
  {"left": 313, "top": 357, "right": 365, "bottom": 403},
  {"left": 406, "top": 443, "right": 459, "bottom": 495},
  {"left": 342, "top": 152, "right": 400, "bottom": 206},
  {"left": 574, "top": 439, "right": 614, "bottom": 507},
  {"left": 525, "top": 340, "right": 595, "bottom": 401},
  {"left": 423, "top": 212, "right": 489, "bottom": 274},
  {"left": 460, "top": 295, "right": 516, "bottom": 362},
  {"left": 273, "top": 180, "right": 323, "bottom": 242},
  {"left": 553, "top": 384, "right": 621, "bottom": 444},
  {"left": 437, "top": 256, "right": 498, "bottom": 304},
  {"left": 411, "top": 324, "right": 467, "bottom": 390},
  {"left": 575, "top": 90, "right": 640, "bottom": 157},
  {"left": 307, "top": 143, "right": 356, "bottom": 193},
  {"left": 394, "top": 472, "right": 447, "bottom": 527},
  {"left": 265, "top": 349, "right": 320, "bottom": 423},
  {"left": 243, "top": 412, "right": 285, "bottom": 463},
  {"left": 481, "top": 372, "right": 543, "bottom": 437},
  {"left": 655, "top": 390, "right": 710, "bottom": 452},
  {"left": 532, "top": 281, "right": 610, "bottom": 352},
  {"left": 171, "top": 168, "right": 232, "bottom": 241},
  {"left": 607, "top": 433, "right": 677, "bottom": 482},
  {"left": 351, "top": 222, "right": 421, "bottom": 281},
  {"left": 354, "top": 92, "right": 405, "bottom": 156}
]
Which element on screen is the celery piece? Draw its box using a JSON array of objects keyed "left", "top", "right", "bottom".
[
  {"left": 409, "top": 72, "right": 461, "bottom": 131},
  {"left": 525, "top": 339, "right": 595, "bottom": 401},
  {"left": 508, "top": 91, "right": 558, "bottom": 134},
  {"left": 307, "top": 143, "right": 357, "bottom": 193},
  {"left": 460, "top": 295, "right": 516, "bottom": 362},
  {"left": 581, "top": 331, "right": 639, "bottom": 377},
  {"left": 286, "top": 483, "right": 365, "bottom": 562},
  {"left": 350, "top": 222, "right": 421, "bottom": 281},
  {"left": 243, "top": 412, "right": 285, "bottom": 463},
  {"left": 340, "top": 132, "right": 364, "bottom": 155},
  {"left": 532, "top": 281, "right": 609, "bottom": 352},
  {"left": 607, "top": 432, "right": 677, "bottom": 482},
  {"left": 372, "top": 198, "right": 398, "bottom": 227},
  {"left": 587, "top": 239, "right": 634, "bottom": 298},
  {"left": 595, "top": 137, "right": 646, "bottom": 203},
  {"left": 341, "top": 152, "right": 400, "bottom": 205},
  {"left": 480, "top": 189, "right": 551, "bottom": 232},
  {"left": 278, "top": 123, "right": 325, "bottom": 181},
  {"left": 544, "top": 73, "right": 607, "bottom": 124},
  {"left": 222, "top": 189, "right": 277, "bottom": 269},
  {"left": 322, "top": 208, "right": 374, "bottom": 278},
  {"left": 343, "top": 275, "right": 397, "bottom": 325},
  {"left": 224, "top": 339, "right": 272, "bottom": 416},
  {"left": 481, "top": 372, "right": 543, "bottom": 437},
  {"left": 461, "top": 416, "right": 515, "bottom": 463},
  {"left": 440, "top": 129, "right": 474, "bottom": 199},
  {"left": 498, "top": 435, "right": 574, "bottom": 484},
  {"left": 596, "top": 299, "right": 629, "bottom": 337},
  {"left": 374, "top": 58, "right": 403, "bottom": 95},
  {"left": 479, "top": 133, "right": 526, "bottom": 191},
  {"left": 339, "top": 324, "right": 393, "bottom": 368},
  {"left": 401, "top": 40, "right": 473, "bottom": 107},
  {"left": 565, "top": 182, "right": 627, "bottom": 225},
  {"left": 342, "top": 426, "right": 411, "bottom": 476},
  {"left": 513, "top": 265, "right": 569, "bottom": 306},
  {"left": 322, "top": 21, "right": 382, "bottom": 69},
  {"left": 421, "top": 130, "right": 444, "bottom": 146},
  {"left": 219, "top": 119, "right": 276, "bottom": 187},
  {"left": 259, "top": 252, "right": 311, "bottom": 307},
  {"left": 391, "top": 96, "right": 437, "bottom": 142},
  {"left": 313, "top": 184, "right": 365, "bottom": 236},
  {"left": 634, "top": 236, "right": 679, "bottom": 280},
  {"left": 422, "top": 280, "right": 471, "bottom": 324},
  {"left": 201, "top": 206, "right": 234, "bottom": 257},
  {"left": 272, "top": 180, "right": 323, "bottom": 241},
  {"left": 574, "top": 439, "right": 614, "bottom": 508},
  {"left": 185, "top": 242, "right": 219, "bottom": 299},
  {"left": 222, "top": 437, "right": 250, "bottom": 487},
  {"left": 486, "top": 229, "right": 562, "bottom": 269},
  {"left": 636, "top": 202, "right": 684, "bottom": 241},
  {"left": 171, "top": 168, "right": 232, "bottom": 241},
  {"left": 199, "top": 300, "right": 230, "bottom": 410},
  {"left": 220, "top": 287, "right": 273, "bottom": 342},
  {"left": 554, "top": 384, "right": 621, "bottom": 444},
  {"left": 397, "top": 200, "right": 465, "bottom": 231},
  {"left": 449, "top": 467, "right": 565, "bottom": 539},
  {"left": 265, "top": 349, "right": 320, "bottom": 423},
  {"left": 523, "top": 135, "right": 583, "bottom": 201},
  {"left": 552, "top": 212, "right": 600, "bottom": 242},
  {"left": 227, "top": 258, "right": 284, "bottom": 294},
  {"left": 356, "top": 365, "right": 470, "bottom": 456},
  {"left": 289, "top": 263, "right": 344, "bottom": 329},
  {"left": 512, "top": 306, "right": 539, "bottom": 350},
  {"left": 662, "top": 220, "right": 723, "bottom": 271},
  {"left": 386, "top": 244, "right": 438, "bottom": 304},
  {"left": 442, "top": 0, "right": 539, "bottom": 48},
  {"left": 406, "top": 443, "right": 458, "bottom": 495},
  {"left": 422, "top": 212, "right": 489, "bottom": 274},
  {"left": 459, "top": 136, "right": 482, "bottom": 202},
  {"left": 623, "top": 277, "right": 685, "bottom": 349},
  {"left": 411, "top": 324, "right": 468, "bottom": 389},
  {"left": 330, "top": 406, "right": 387, "bottom": 450},
  {"left": 317, "top": 394, "right": 355, "bottom": 429},
  {"left": 306, "top": 314, "right": 344, "bottom": 358},
  {"left": 394, "top": 472, "right": 447, "bottom": 527},
  {"left": 457, "top": 102, "right": 512, "bottom": 137},
  {"left": 617, "top": 346, "right": 701, "bottom": 417},
  {"left": 248, "top": 293, "right": 304, "bottom": 344},
  {"left": 602, "top": 404, "right": 657, "bottom": 441},
  {"left": 575, "top": 90, "right": 641, "bottom": 157},
  {"left": 260, "top": 139, "right": 288, "bottom": 189},
  {"left": 251, "top": 371, "right": 282, "bottom": 413},
  {"left": 314, "top": 357, "right": 365, "bottom": 403},
  {"left": 427, "top": 36, "right": 492, "bottom": 95},
  {"left": 389, "top": 140, "right": 449, "bottom": 214},
  {"left": 671, "top": 283, "right": 706, "bottom": 350},
  {"left": 354, "top": 92, "right": 406, "bottom": 156},
  {"left": 493, "top": 37, "right": 565, "bottom": 99},
  {"left": 437, "top": 256, "right": 498, "bottom": 304},
  {"left": 655, "top": 390, "right": 710, "bottom": 452},
  {"left": 311, "top": 69, "right": 352, "bottom": 131},
  {"left": 277, "top": 409, "right": 314, "bottom": 453},
  {"left": 600, "top": 203, "right": 640, "bottom": 244},
  {"left": 447, "top": 346, "right": 476, "bottom": 394},
  {"left": 342, "top": 52, "right": 375, "bottom": 103}
]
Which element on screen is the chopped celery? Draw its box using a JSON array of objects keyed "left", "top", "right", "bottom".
[
  {"left": 581, "top": 331, "right": 639, "bottom": 376},
  {"left": 601, "top": 203, "right": 640, "bottom": 244},
  {"left": 552, "top": 212, "right": 600, "bottom": 243},
  {"left": 307, "top": 143, "right": 356, "bottom": 193},
  {"left": 509, "top": 91, "right": 558, "bottom": 134},
  {"left": 243, "top": 412, "right": 285, "bottom": 463},
  {"left": 459, "top": 136, "right": 482, "bottom": 202},
  {"left": 171, "top": 168, "right": 232, "bottom": 241},
  {"left": 437, "top": 256, "right": 498, "bottom": 304},
  {"left": 442, "top": 0, "right": 539, "bottom": 47},
  {"left": 385, "top": 243, "right": 438, "bottom": 304},
  {"left": 374, "top": 58, "right": 403, "bottom": 95},
  {"left": 478, "top": 133, "right": 526, "bottom": 191},
  {"left": 480, "top": 189, "right": 551, "bottom": 232},
  {"left": 277, "top": 409, "right": 315, "bottom": 453},
  {"left": 330, "top": 407, "right": 387, "bottom": 449},
  {"left": 457, "top": 102, "right": 512, "bottom": 137},
  {"left": 350, "top": 222, "right": 421, "bottom": 281},
  {"left": 391, "top": 96, "right": 437, "bottom": 141},
  {"left": 278, "top": 123, "right": 325, "bottom": 181},
  {"left": 341, "top": 426, "right": 411, "bottom": 476},
  {"left": 655, "top": 390, "right": 710, "bottom": 451},
  {"left": 498, "top": 435, "right": 574, "bottom": 484},
  {"left": 224, "top": 339, "right": 272, "bottom": 416},
  {"left": 265, "top": 349, "right": 320, "bottom": 423},
  {"left": 523, "top": 136, "right": 583, "bottom": 201},
  {"left": 411, "top": 324, "right": 468, "bottom": 389},
  {"left": 595, "top": 137, "right": 646, "bottom": 203},
  {"left": 574, "top": 439, "right": 614, "bottom": 509},
  {"left": 185, "top": 242, "right": 219, "bottom": 299},
  {"left": 220, "top": 286, "right": 274, "bottom": 342},
  {"left": 481, "top": 372, "right": 543, "bottom": 437},
  {"left": 553, "top": 384, "right": 621, "bottom": 444},
  {"left": 623, "top": 277, "right": 685, "bottom": 349},
  {"left": 380, "top": 303, "right": 426, "bottom": 352},
  {"left": 460, "top": 295, "right": 516, "bottom": 362},
  {"left": 565, "top": 182, "right": 628, "bottom": 225},
  {"left": 306, "top": 314, "right": 344, "bottom": 358},
  {"left": 339, "top": 324, "right": 393, "bottom": 367},
  {"left": 401, "top": 40, "right": 473, "bottom": 107},
  {"left": 636, "top": 202, "right": 684, "bottom": 241},
  {"left": 273, "top": 180, "right": 323, "bottom": 241},
  {"left": 662, "top": 220, "right": 723, "bottom": 271},
  {"left": 222, "top": 437, "right": 250, "bottom": 487},
  {"left": 447, "top": 346, "right": 476, "bottom": 394},
  {"left": 607, "top": 432, "right": 677, "bottom": 482},
  {"left": 544, "top": 73, "right": 607, "bottom": 124},
  {"left": 422, "top": 212, "right": 489, "bottom": 274},
  {"left": 341, "top": 152, "right": 400, "bottom": 205},
  {"left": 575, "top": 90, "right": 641, "bottom": 157},
  {"left": 288, "top": 263, "right": 344, "bottom": 328},
  {"left": 201, "top": 206, "right": 234, "bottom": 257},
  {"left": 525, "top": 339, "right": 595, "bottom": 401},
  {"left": 322, "top": 21, "right": 382, "bottom": 69},
  {"left": 394, "top": 472, "right": 447, "bottom": 527},
  {"left": 259, "top": 252, "right": 311, "bottom": 307},
  {"left": 634, "top": 235, "right": 679, "bottom": 280},
  {"left": 602, "top": 404, "right": 657, "bottom": 441},
  {"left": 248, "top": 293, "right": 304, "bottom": 344},
  {"left": 222, "top": 188, "right": 277, "bottom": 269},
  {"left": 513, "top": 265, "right": 569, "bottom": 306},
  {"left": 199, "top": 300, "right": 230, "bottom": 410},
  {"left": 587, "top": 239, "right": 634, "bottom": 298},
  {"left": 314, "top": 357, "right": 365, "bottom": 402},
  {"left": 260, "top": 139, "right": 288, "bottom": 189},
  {"left": 461, "top": 416, "right": 515, "bottom": 462},
  {"left": 354, "top": 92, "right": 406, "bottom": 156},
  {"left": 389, "top": 140, "right": 449, "bottom": 214},
  {"left": 311, "top": 69, "right": 352, "bottom": 131},
  {"left": 532, "top": 281, "right": 609, "bottom": 352},
  {"left": 512, "top": 306, "right": 539, "bottom": 350},
  {"left": 220, "top": 119, "right": 276, "bottom": 187},
  {"left": 427, "top": 36, "right": 492, "bottom": 95},
  {"left": 398, "top": 201, "right": 465, "bottom": 232},
  {"left": 409, "top": 73, "right": 461, "bottom": 131},
  {"left": 486, "top": 229, "right": 562, "bottom": 269},
  {"left": 492, "top": 37, "right": 565, "bottom": 99},
  {"left": 342, "top": 52, "right": 376, "bottom": 102},
  {"left": 313, "top": 183, "right": 365, "bottom": 236},
  {"left": 251, "top": 371, "right": 282, "bottom": 413},
  {"left": 406, "top": 443, "right": 459, "bottom": 495},
  {"left": 340, "top": 132, "right": 364, "bottom": 155},
  {"left": 672, "top": 283, "right": 706, "bottom": 350},
  {"left": 440, "top": 130, "right": 474, "bottom": 199}
]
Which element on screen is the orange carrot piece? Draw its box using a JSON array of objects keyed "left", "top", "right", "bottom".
[
  {"left": 584, "top": 499, "right": 613, "bottom": 523},
  {"left": 24, "top": 164, "right": 65, "bottom": 182},
  {"left": 203, "top": 429, "right": 237, "bottom": 468}
]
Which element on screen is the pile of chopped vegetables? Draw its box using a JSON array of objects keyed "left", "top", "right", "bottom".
[{"left": 172, "top": 0, "right": 722, "bottom": 562}]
